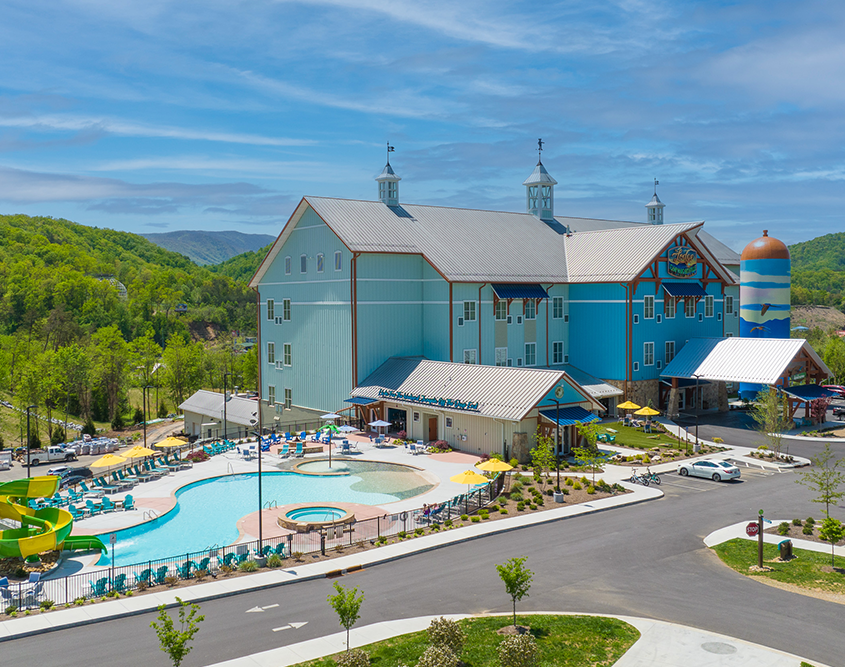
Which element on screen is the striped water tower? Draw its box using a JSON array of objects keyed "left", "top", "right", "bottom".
[{"left": 739, "top": 230, "right": 791, "bottom": 399}]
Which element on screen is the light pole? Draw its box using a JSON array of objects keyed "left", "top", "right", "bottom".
[
  {"left": 554, "top": 399, "right": 561, "bottom": 489},
  {"left": 143, "top": 385, "right": 153, "bottom": 448},
  {"left": 25, "top": 405, "right": 36, "bottom": 478},
  {"left": 693, "top": 373, "right": 701, "bottom": 452},
  {"left": 223, "top": 373, "right": 231, "bottom": 443}
]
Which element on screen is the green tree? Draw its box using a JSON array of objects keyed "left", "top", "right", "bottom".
[
  {"left": 131, "top": 327, "right": 163, "bottom": 387},
  {"left": 56, "top": 342, "right": 92, "bottom": 421},
  {"left": 327, "top": 582, "right": 365, "bottom": 652},
  {"left": 575, "top": 419, "right": 601, "bottom": 453},
  {"left": 824, "top": 336, "right": 845, "bottom": 385},
  {"left": 496, "top": 556, "right": 533, "bottom": 628},
  {"left": 750, "top": 387, "right": 788, "bottom": 457},
  {"left": 796, "top": 443, "right": 845, "bottom": 517},
  {"left": 573, "top": 446, "right": 604, "bottom": 485},
  {"left": 530, "top": 428, "right": 556, "bottom": 490},
  {"left": 150, "top": 597, "right": 205, "bottom": 667},
  {"left": 92, "top": 325, "right": 130, "bottom": 421},
  {"left": 818, "top": 516, "right": 844, "bottom": 567},
  {"left": 162, "top": 334, "right": 205, "bottom": 406}
]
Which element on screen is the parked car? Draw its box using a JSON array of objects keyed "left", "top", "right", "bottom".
[
  {"left": 59, "top": 467, "right": 93, "bottom": 489},
  {"left": 832, "top": 406, "right": 845, "bottom": 419},
  {"left": 47, "top": 465, "right": 73, "bottom": 478},
  {"left": 677, "top": 459, "right": 741, "bottom": 482}
]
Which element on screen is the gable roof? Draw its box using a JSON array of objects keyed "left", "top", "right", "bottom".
[
  {"left": 179, "top": 390, "right": 259, "bottom": 427},
  {"left": 251, "top": 197, "right": 728, "bottom": 287}
]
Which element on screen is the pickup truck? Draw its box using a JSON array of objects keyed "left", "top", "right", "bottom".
[{"left": 25, "top": 446, "right": 78, "bottom": 467}]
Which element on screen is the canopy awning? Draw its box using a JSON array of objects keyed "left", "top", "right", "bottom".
[
  {"left": 539, "top": 406, "right": 600, "bottom": 426},
  {"left": 663, "top": 282, "right": 708, "bottom": 298},
  {"left": 492, "top": 283, "right": 549, "bottom": 300},
  {"left": 344, "top": 397, "right": 378, "bottom": 405},
  {"left": 782, "top": 384, "right": 840, "bottom": 402}
]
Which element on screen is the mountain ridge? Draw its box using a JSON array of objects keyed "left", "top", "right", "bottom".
[{"left": 142, "top": 230, "right": 275, "bottom": 265}]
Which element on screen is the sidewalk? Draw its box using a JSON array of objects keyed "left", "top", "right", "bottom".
[
  {"left": 207, "top": 612, "right": 831, "bottom": 667},
  {"left": 705, "top": 519, "right": 845, "bottom": 557}
]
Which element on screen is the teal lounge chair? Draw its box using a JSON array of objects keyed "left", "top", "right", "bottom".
[
  {"left": 134, "top": 569, "right": 152, "bottom": 586},
  {"left": 100, "top": 497, "right": 117, "bottom": 512},
  {"left": 176, "top": 561, "right": 195, "bottom": 579},
  {"left": 154, "top": 566, "right": 169, "bottom": 585},
  {"left": 113, "top": 573, "right": 128, "bottom": 593},
  {"left": 217, "top": 552, "right": 237, "bottom": 569},
  {"left": 68, "top": 505, "right": 87, "bottom": 521},
  {"left": 120, "top": 494, "right": 135, "bottom": 511},
  {"left": 254, "top": 545, "right": 272, "bottom": 558},
  {"left": 272, "top": 542, "right": 286, "bottom": 557},
  {"left": 195, "top": 557, "right": 210, "bottom": 573},
  {"left": 279, "top": 443, "right": 290, "bottom": 457},
  {"left": 294, "top": 443, "right": 304, "bottom": 458},
  {"left": 89, "top": 577, "right": 109, "bottom": 597},
  {"left": 85, "top": 499, "right": 102, "bottom": 515}
]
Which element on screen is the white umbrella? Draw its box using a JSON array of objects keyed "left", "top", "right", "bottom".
[
  {"left": 338, "top": 425, "right": 358, "bottom": 433},
  {"left": 321, "top": 413, "right": 342, "bottom": 420},
  {"left": 368, "top": 420, "right": 391, "bottom": 427}
]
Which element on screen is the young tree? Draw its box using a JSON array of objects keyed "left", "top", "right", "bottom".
[
  {"left": 162, "top": 334, "right": 205, "bottom": 406},
  {"left": 572, "top": 446, "right": 604, "bottom": 486},
  {"left": 328, "top": 582, "right": 365, "bottom": 652},
  {"left": 150, "top": 597, "right": 205, "bottom": 667},
  {"left": 92, "top": 325, "right": 130, "bottom": 421},
  {"left": 530, "top": 428, "right": 556, "bottom": 490},
  {"left": 575, "top": 420, "right": 601, "bottom": 454},
  {"left": 750, "top": 387, "right": 789, "bottom": 457},
  {"left": 496, "top": 556, "right": 533, "bottom": 629},
  {"left": 796, "top": 443, "right": 845, "bottom": 517},
  {"left": 818, "top": 516, "right": 844, "bottom": 568},
  {"left": 809, "top": 397, "right": 832, "bottom": 423}
]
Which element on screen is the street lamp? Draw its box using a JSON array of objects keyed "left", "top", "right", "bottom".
[
  {"left": 223, "top": 373, "right": 231, "bottom": 443},
  {"left": 554, "top": 398, "right": 561, "bottom": 489},
  {"left": 692, "top": 373, "right": 701, "bottom": 453},
  {"left": 143, "top": 385, "right": 153, "bottom": 448},
  {"left": 25, "top": 405, "right": 36, "bottom": 478}
]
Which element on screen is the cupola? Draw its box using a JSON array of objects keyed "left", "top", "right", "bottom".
[
  {"left": 376, "top": 143, "right": 401, "bottom": 207},
  {"left": 646, "top": 179, "right": 665, "bottom": 224},
  {"left": 522, "top": 139, "right": 557, "bottom": 220}
]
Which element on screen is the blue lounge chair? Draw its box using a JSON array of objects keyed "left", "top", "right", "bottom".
[
  {"left": 272, "top": 542, "right": 286, "bottom": 557},
  {"left": 85, "top": 499, "right": 102, "bottom": 515},
  {"left": 283, "top": 432, "right": 292, "bottom": 442},
  {"left": 154, "top": 566, "right": 169, "bottom": 585},
  {"left": 134, "top": 569, "right": 152, "bottom": 586},
  {"left": 68, "top": 505, "right": 87, "bottom": 521},
  {"left": 294, "top": 443, "right": 304, "bottom": 458},
  {"left": 278, "top": 443, "right": 290, "bottom": 457},
  {"left": 100, "top": 496, "right": 117, "bottom": 512},
  {"left": 409, "top": 443, "right": 418, "bottom": 455},
  {"left": 299, "top": 431, "right": 306, "bottom": 441},
  {"left": 89, "top": 577, "right": 109, "bottom": 597}
]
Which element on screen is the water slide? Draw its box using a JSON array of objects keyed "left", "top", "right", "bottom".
[{"left": 0, "top": 477, "right": 106, "bottom": 558}]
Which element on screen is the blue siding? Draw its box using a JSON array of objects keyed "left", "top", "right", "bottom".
[{"left": 569, "top": 283, "right": 626, "bottom": 379}]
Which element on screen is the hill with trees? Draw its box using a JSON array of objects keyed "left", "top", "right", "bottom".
[
  {"left": 208, "top": 243, "right": 272, "bottom": 282},
  {"left": 789, "top": 232, "right": 845, "bottom": 272},
  {"left": 143, "top": 230, "right": 275, "bottom": 265},
  {"left": 789, "top": 233, "right": 845, "bottom": 310}
]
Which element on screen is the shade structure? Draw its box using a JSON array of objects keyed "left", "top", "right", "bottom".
[
  {"left": 616, "top": 401, "right": 641, "bottom": 411},
  {"left": 450, "top": 470, "right": 488, "bottom": 486},
  {"left": 321, "top": 413, "right": 342, "bottom": 420},
  {"left": 338, "top": 425, "right": 358, "bottom": 433},
  {"left": 634, "top": 406, "right": 660, "bottom": 416},
  {"left": 121, "top": 445, "right": 157, "bottom": 458},
  {"left": 155, "top": 436, "right": 187, "bottom": 448},
  {"left": 91, "top": 453, "right": 127, "bottom": 468},
  {"left": 368, "top": 420, "right": 391, "bottom": 427},
  {"left": 475, "top": 459, "right": 513, "bottom": 473}
]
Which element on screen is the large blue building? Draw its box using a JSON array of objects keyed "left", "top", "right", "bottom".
[{"left": 248, "top": 155, "right": 740, "bottom": 456}]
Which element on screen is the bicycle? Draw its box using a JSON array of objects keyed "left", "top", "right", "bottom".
[
  {"left": 629, "top": 469, "right": 650, "bottom": 486},
  {"left": 644, "top": 466, "right": 661, "bottom": 485}
]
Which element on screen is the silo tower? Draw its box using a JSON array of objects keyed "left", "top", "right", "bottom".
[{"left": 739, "top": 230, "right": 791, "bottom": 399}]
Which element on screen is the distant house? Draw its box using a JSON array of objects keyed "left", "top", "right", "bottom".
[{"left": 175, "top": 303, "right": 188, "bottom": 315}]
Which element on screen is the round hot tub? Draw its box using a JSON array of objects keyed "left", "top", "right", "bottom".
[{"left": 278, "top": 505, "right": 356, "bottom": 533}]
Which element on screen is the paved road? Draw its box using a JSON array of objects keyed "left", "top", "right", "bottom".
[{"left": 3, "top": 467, "right": 843, "bottom": 667}]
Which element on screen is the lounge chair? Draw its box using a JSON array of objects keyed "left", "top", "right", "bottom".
[
  {"left": 132, "top": 465, "right": 153, "bottom": 482},
  {"left": 153, "top": 566, "right": 169, "bottom": 585},
  {"left": 299, "top": 431, "right": 306, "bottom": 441},
  {"left": 89, "top": 577, "right": 109, "bottom": 597},
  {"left": 99, "top": 496, "right": 117, "bottom": 513},
  {"left": 195, "top": 557, "right": 210, "bottom": 572},
  {"left": 283, "top": 432, "right": 292, "bottom": 442},
  {"left": 85, "top": 499, "right": 103, "bottom": 515},
  {"left": 120, "top": 494, "right": 135, "bottom": 511},
  {"left": 217, "top": 552, "right": 237, "bottom": 569},
  {"left": 409, "top": 443, "right": 418, "bottom": 455},
  {"left": 68, "top": 505, "right": 87, "bottom": 521},
  {"left": 254, "top": 545, "right": 272, "bottom": 558},
  {"left": 176, "top": 561, "right": 195, "bottom": 579},
  {"left": 294, "top": 443, "right": 304, "bottom": 458},
  {"left": 278, "top": 443, "right": 290, "bottom": 457},
  {"left": 272, "top": 542, "right": 286, "bottom": 557},
  {"left": 134, "top": 569, "right": 152, "bottom": 586},
  {"left": 79, "top": 481, "right": 103, "bottom": 497}
]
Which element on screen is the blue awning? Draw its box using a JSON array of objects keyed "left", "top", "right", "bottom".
[
  {"left": 492, "top": 283, "right": 549, "bottom": 300},
  {"left": 662, "top": 282, "right": 707, "bottom": 298},
  {"left": 782, "top": 385, "right": 839, "bottom": 401},
  {"left": 343, "top": 397, "right": 378, "bottom": 405},
  {"left": 539, "top": 406, "right": 600, "bottom": 426}
]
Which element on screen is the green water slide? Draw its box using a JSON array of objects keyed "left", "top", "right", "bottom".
[{"left": 0, "top": 477, "right": 106, "bottom": 558}]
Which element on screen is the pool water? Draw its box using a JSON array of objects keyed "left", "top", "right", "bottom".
[
  {"left": 99, "top": 463, "right": 432, "bottom": 567},
  {"left": 285, "top": 507, "right": 346, "bottom": 522}
]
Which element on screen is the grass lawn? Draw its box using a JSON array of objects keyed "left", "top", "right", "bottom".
[
  {"left": 713, "top": 538, "right": 845, "bottom": 595},
  {"left": 300, "top": 615, "right": 639, "bottom": 667},
  {"left": 601, "top": 424, "right": 686, "bottom": 450}
]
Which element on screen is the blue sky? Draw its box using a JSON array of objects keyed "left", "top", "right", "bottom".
[{"left": 0, "top": 1, "right": 842, "bottom": 251}]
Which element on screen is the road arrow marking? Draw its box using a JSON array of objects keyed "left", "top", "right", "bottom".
[
  {"left": 272, "top": 625, "right": 291, "bottom": 632},
  {"left": 289, "top": 622, "right": 308, "bottom": 629},
  {"left": 246, "top": 606, "right": 264, "bottom": 613},
  {"left": 262, "top": 604, "right": 279, "bottom": 610}
]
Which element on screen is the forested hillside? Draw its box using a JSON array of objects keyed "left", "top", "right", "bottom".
[
  {"left": 790, "top": 233, "right": 845, "bottom": 309},
  {"left": 790, "top": 232, "right": 845, "bottom": 272},
  {"left": 209, "top": 243, "right": 272, "bottom": 282},
  {"left": 143, "top": 230, "right": 275, "bottom": 265},
  {"left": 0, "top": 214, "right": 257, "bottom": 443}
]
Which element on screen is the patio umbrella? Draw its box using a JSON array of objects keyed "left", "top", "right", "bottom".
[
  {"left": 450, "top": 469, "right": 488, "bottom": 493},
  {"left": 155, "top": 436, "right": 187, "bottom": 449},
  {"left": 90, "top": 453, "right": 127, "bottom": 469},
  {"left": 321, "top": 413, "right": 342, "bottom": 420},
  {"left": 368, "top": 419, "right": 391, "bottom": 435},
  {"left": 634, "top": 406, "right": 660, "bottom": 416},
  {"left": 338, "top": 425, "right": 358, "bottom": 433},
  {"left": 475, "top": 459, "right": 513, "bottom": 473},
  {"left": 616, "top": 400, "right": 641, "bottom": 411},
  {"left": 121, "top": 445, "right": 157, "bottom": 458}
]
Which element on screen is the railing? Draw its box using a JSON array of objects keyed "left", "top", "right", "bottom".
[{"left": 0, "top": 475, "right": 504, "bottom": 614}]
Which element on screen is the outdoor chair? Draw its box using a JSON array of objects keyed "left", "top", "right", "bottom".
[
  {"left": 218, "top": 552, "right": 237, "bottom": 569},
  {"left": 89, "top": 577, "right": 109, "bottom": 597},
  {"left": 68, "top": 505, "right": 87, "bottom": 521},
  {"left": 85, "top": 499, "right": 102, "bottom": 515},
  {"left": 79, "top": 481, "right": 103, "bottom": 497},
  {"left": 279, "top": 443, "right": 290, "bottom": 457},
  {"left": 100, "top": 496, "right": 117, "bottom": 512},
  {"left": 113, "top": 573, "right": 128, "bottom": 593},
  {"left": 272, "top": 542, "right": 286, "bottom": 557},
  {"left": 118, "top": 494, "right": 135, "bottom": 510},
  {"left": 294, "top": 443, "right": 304, "bottom": 458},
  {"left": 283, "top": 432, "right": 292, "bottom": 442},
  {"left": 134, "top": 569, "right": 152, "bottom": 586},
  {"left": 154, "top": 566, "right": 169, "bottom": 585},
  {"left": 195, "top": 557, "right": 210, "bottom": 572},
  {"left": 409, "top": 443, "right": 418, "bottom": 455},
  {"left": 254, "top": 545, "right": 272, "bottom": 558},
  {"left": 176, "top": 561, "right": 195, "bottom": 579},
  {"left": 299, "top": 431, "right": 306, "bottom": 441}
]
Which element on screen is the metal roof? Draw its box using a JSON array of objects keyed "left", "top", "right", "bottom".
[
  {"left": 645, "top": 193, "right": 665, "bottom": 208},
  {"left": 492, "top": 283, "right": 549, "bottom": 300},
  {"left": 179, "top": 390, "right": 259, "bottom": 427},
  {"left": 660, "top": 338, "right": 832, "bottom": 385},
  {"left": 539, "top": 407, "right": 600, "bottom": 426},
  {"left": 522, "top": 161, "right": 558, "bottom": 186},
  {"left": 550, "top": 364, "right": 623, "bottom": 399},
  {"left": 663, "top": 282, "right": 708, "bottom": 298},
  {"left": 350, "top": 357, "right": 599, "bottom": 422}
]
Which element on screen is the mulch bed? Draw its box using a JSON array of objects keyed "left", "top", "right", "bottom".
[{"left": 764, "top": 521, "right": 845, "bottom": 546}]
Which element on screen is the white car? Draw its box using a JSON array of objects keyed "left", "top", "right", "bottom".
[{"left": 677, "top": 459, "right": 740, "bottom": 482}]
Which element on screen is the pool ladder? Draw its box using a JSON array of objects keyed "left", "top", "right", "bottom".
[
  {"left": 227, "top": 462, "right": 235, "bottom": 475},
  {"left": 263, "top": 500, "right": 278, "bottom": 509},
  {"left": 142, "top": 509, "right": 159, "bottom": 521}
]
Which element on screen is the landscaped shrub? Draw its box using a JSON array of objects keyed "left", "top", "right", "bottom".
[
  {"left": 471, "top": 516, "right": 481, "bottom": 522},
  {"left": 793, "top": 518, "right": 803, "bottom": 526},
  {"left": 398, "top": 530, "right": 407, "bottom": 539},
  {"left": 334, "top": 648, "right": 370, "bottom": 667},
  {"left": 580, "top": 476, "right": 589, "bottom": 485},
  {"left": 194, "top": 569, "right": 209, "bottom": 581},
  {"left": 713, "top": 437, "right": 724, "bottom": 444},
  {"left": 444, "top": 519, "right": 453, "bottom": 528},
  {"left": 431, "top": 523, "right": 441, "bottom": 531},
  {"left": 427, "top": 617, "right": 466, "bottom": 656},
  {"left": 416, "top": 644, "right": 459, "bottom": 667},
  {"left": 40, "top": 599, "right": 54, "bottom": 611},
  {"left": 529, "top": 503, "right": 537, "bottom": 510},
  {"left": 564, "top": 477, "right": 574, "bottom": 487},
  {"left": 164, "top": 576, "right": 178, "bottom": 587},
  {"left": 479, "top": 509, "right": 489, "bottom": 519},
  {"left": 777, "top": 522, "right": 789, "bottom": 535},
  {"left": 500, "top": 507, "right": 508, "bottom": 514},
  {"left": 266, "top": 554, "right": 283, "bottom": 568},
  {"left": 572, "top": 481, "right": 582, "bottom": 490},
  {"left": 292, "top": 551, "right": 304, "bottom": 561},
  {"left": 460, "top": 514, "right": 469, "bottom": 521},
  {"left": 586, "top": 486, "right": 596, "bottom": 495},
  {"left": 377, "top": 535, "right": 387, "bottom": 545},
  {"left": 239, "top": 560, "right": 259, "bottom": 573},
  {"left": 516, "top": 502, "right": 525, "bottom": 511},
  {"left": 497, "top": 633, "right": 539, "bottom": 667},
  {"left": 511, "top": 481, "right": 524, "bottom": 493},
  {"left": 509, "top": 458, "right": 519, "bottom": 468},
  {"left": 803, "top": 524, "right": 814, "bottom": 535},
  {"left": 415, "top": 527, "right": 424, "bottom": 536},
  {"left": 806, "top": 516, "right": 816, "bottom": 525}
]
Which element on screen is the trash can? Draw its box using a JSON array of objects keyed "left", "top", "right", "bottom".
[{"left": 778, "top": 539, "right": 792, "bottom": 560}]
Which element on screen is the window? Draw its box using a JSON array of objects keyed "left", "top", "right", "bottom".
[
  {"left": 267, "top": 385, "right": 275, "bottom": 406},
  {"left": 644, "top": 295, "right": 654, "bottom": 319},
  {"left": 495, "top": 347, "right": 508, "bottom": 366},
  {"left": 685, "top": 298, "right": 696, "bottom": 318},
  {"left": 267, "top": 299, "right": 275, "bottom": 320},
  {"left": 524, "top": 343, "right": 536, "bottom": 366},
  {"left": 541, "top": 185, "right": 552, "bottom": 210},
  {"left": 553, "top": 341, "right": 564, "bottom": 365},
  {"left": 528, "top": 185, "right": 538, "bottom": 210},
  {"left": 552, "top": 296, "right": 563, "bottom": 319},
  {"left": 284, "top": 256, "right": 291, "bottom": 275},
  {"left": 665, "top": 341, "right": 675, "bottom": 364},
  {"left": 644, "top": 342, "right": 654, "bottom": 366},
  {"left": 283, "top": 343, "right": 292, "bottom": 366},
  {"left": 705, "top": 295, "right": 714, "bottom": 318},
  {"left": 463, "top": 301, "right": 476, "bottom": 322},
  {"left": 463, "top": 349, "right": 477, "bottom": 364},
  {"left": 284, "top": 388, "right": 292, "bottom": 409},
  {"left": 495, "top": 300, "right": 507, "bottom": 320},
  {"left": 334, "top": 251, "right": 342, "bottom": 271},
  {"left": 524, "top": 300, "right": 536, "bottom": 320},
  {"left": 665, "top": 297, "right": 676, "bottom": 319},
  {"left": 316, "top": 253, "right": 324, "bottom": 273},
  {"left": 267, "top": 342, "right": 275, "bottom": 364},
  {"left": 413, "top": 412, "right": 420, "bottom": 422},
  {"left": 300, "top": 254, "right": 307, "bottom": 274},
  {"left": 726, "top": 332, "right": 734, "bottom": 337},
  {"left": 725, "top": 295, "right": 734, "bottom": 314},
  {"left": 283, "top": 298, "right": 291, "bottom": 321}
]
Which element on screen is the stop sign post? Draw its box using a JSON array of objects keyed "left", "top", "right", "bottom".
[{"left": 756, "top": 510, "right": 764, "bottom": 568}]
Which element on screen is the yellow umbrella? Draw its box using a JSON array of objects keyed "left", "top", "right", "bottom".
[
  {"left": 617, "top": 400, "right": 641, "bottom": 411},
  {"left": 122, "top": 445, "right": 157, "bottom": 458},
  {"left": 634, "top": 406, "right": 661, "bottom": 416},
  {"left": 90, "top": 453, "right": 127, "bottom": 468},
  {"left": 476, "top": 459, "right": 513, "bottom": 473},
  {"left": 155, "top": 436, "right": 187, "bottom": 449},
  {"left": 450, "top": 470, "right": 488, "bottom": 486}
]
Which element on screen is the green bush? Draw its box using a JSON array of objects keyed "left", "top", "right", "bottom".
[
  {"left": 580, "top": 476, "right": 589, "bottom": 485},
  {"left": 497, "top": 632, "right": 539, "bottom": 667},
  {"left": 803, "top": 524, "right": 814, "bottom": 535},
  {"left": 416, "top": 644, "right": 458, "bottom": 667},
  {"left": 427, "top": 617, "right": 466, "bottom": 655},
  {"left": 40, "top": 599, "right": 55, "bottom": 611},
  {"left": 460, "top": 514, "right": 469, "bottom": 521},
  {"left": 529, "top": 503, "right": 537, "bottom": 510},
  {"left": 792, "top": 518, "right": 803, "bottom": 526},
  {"left": 415, "top": 527, "right": 424, "bottom": 536},
  {"left": 586, "top": 486, "right": 596, "bottom": 495},
  {"left": 806, "top": 516, "right": 815, "bottom": 525},
  {"left": 398, "top": 530, "right": 407, "bottom": 539},
  {"left": 444, "top": 519, "right": 453, "bottom": 527},
  {"left": 239, "top": 560, "right": 259, "bottom": 573},
  {"left": 479, "top": 509, "right": 489, "bottom": 519},
  {"left": 572, "top": 482, "right": 582, "bottom": 490},
  {"left": 564, "top": 477, "right": 574, "bottom": 487},
  {"left": 509, "top": 458, "right": 519, "bottom": 468},
  {"left": 516, "top": 502, "right": 525, "bottom": 511},
  {"left": 778, "top": 522, "right": 790, "bottom": 536},
  {"left": 334, "top": 648, "right": 370, "bottom": 667},
  {"left": 4, "top": 605, "right": 17, "bottom": 614},
  {"left": 266, "top": 554, "right": 283, "bottom": 568},
  {"left": 431, "top": 523, "right": 441, "bottom": 531},
  {"left": 511, "top": 481, "right": 524, "bottom": 493},
  {"left": 500, "top": 508, "right": 508, "bottom": 514},
  {"left": 377, "top": 535, "right": 387, "bottom": 544}
]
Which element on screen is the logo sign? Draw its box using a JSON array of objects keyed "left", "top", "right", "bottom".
[
  {"left": 377, "top": 389, "right": 479, "bottom": 412},
  {"left": 745, "top": 522, "right": 759, "bottom": 537},
  {"left": 667, "top": 246, "right": 698, "bottom": 278}
]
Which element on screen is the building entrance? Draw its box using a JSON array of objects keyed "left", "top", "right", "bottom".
[
  {"left": 428, "top": 416, "right": 438, "bottom": 442},
  {"left": 387, "top": 407, "right": 407, "bottom": 433}
]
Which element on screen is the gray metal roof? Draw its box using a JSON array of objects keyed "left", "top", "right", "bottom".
[
  {"left": 660, "top": 337, "right": 831, "bottom": 385},
  {"left": 179, "top": 390, "right": 260, "bottom": 427},
  {"left": 376, "top": 163, "right": 400, "bottom": 181},
  {"left": 251, "top": 197, "right": 722, "bottom": 286},
  {"left": 522, "top": 161, "right": 558, "bottom": 186},
  {"left": 350, "top": 357, "right": 601, "bottom": 422},
  {"left": 645, "top": 194, "right": 665, "bottom": 208}
]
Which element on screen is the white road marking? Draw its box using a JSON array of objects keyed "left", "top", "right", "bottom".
[
  {"left": 290, "top": 621, "right": 307, "bottom": 629},
  {"left": 246, "top": 606, "right": 264, "bottom": 613},
  {"left": 272, "top": 625, "right": 290, "bottom": 632},
  {"left": 262, "top": 604, "right": 279, "bottom": 610}
]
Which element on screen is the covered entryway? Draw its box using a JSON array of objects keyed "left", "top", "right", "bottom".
[{"left": 427, "top": 416, "right": 438, "bottom": 441}]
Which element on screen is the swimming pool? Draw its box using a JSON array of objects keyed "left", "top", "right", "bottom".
[{"left": 98, "top": 462, "right": 432, "bottom": 566}]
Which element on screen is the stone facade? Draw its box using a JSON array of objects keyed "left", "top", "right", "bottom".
[{"left": 511, "top": 431, "right": 530, "bottom": 463}]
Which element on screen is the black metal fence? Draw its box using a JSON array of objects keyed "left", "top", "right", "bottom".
[{"left": 0, "top": 474, "right": 503, "bottom": 614}]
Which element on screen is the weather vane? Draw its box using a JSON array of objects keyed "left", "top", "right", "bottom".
[
  {"left": 387, "top": 142, "right": 395, "bottom": 165},
  {"left": 654, "top": 178, "right": 659, "bottom": 195},
  {"left": 537, "top": 138, "right": 544, "bottom": 160}
]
